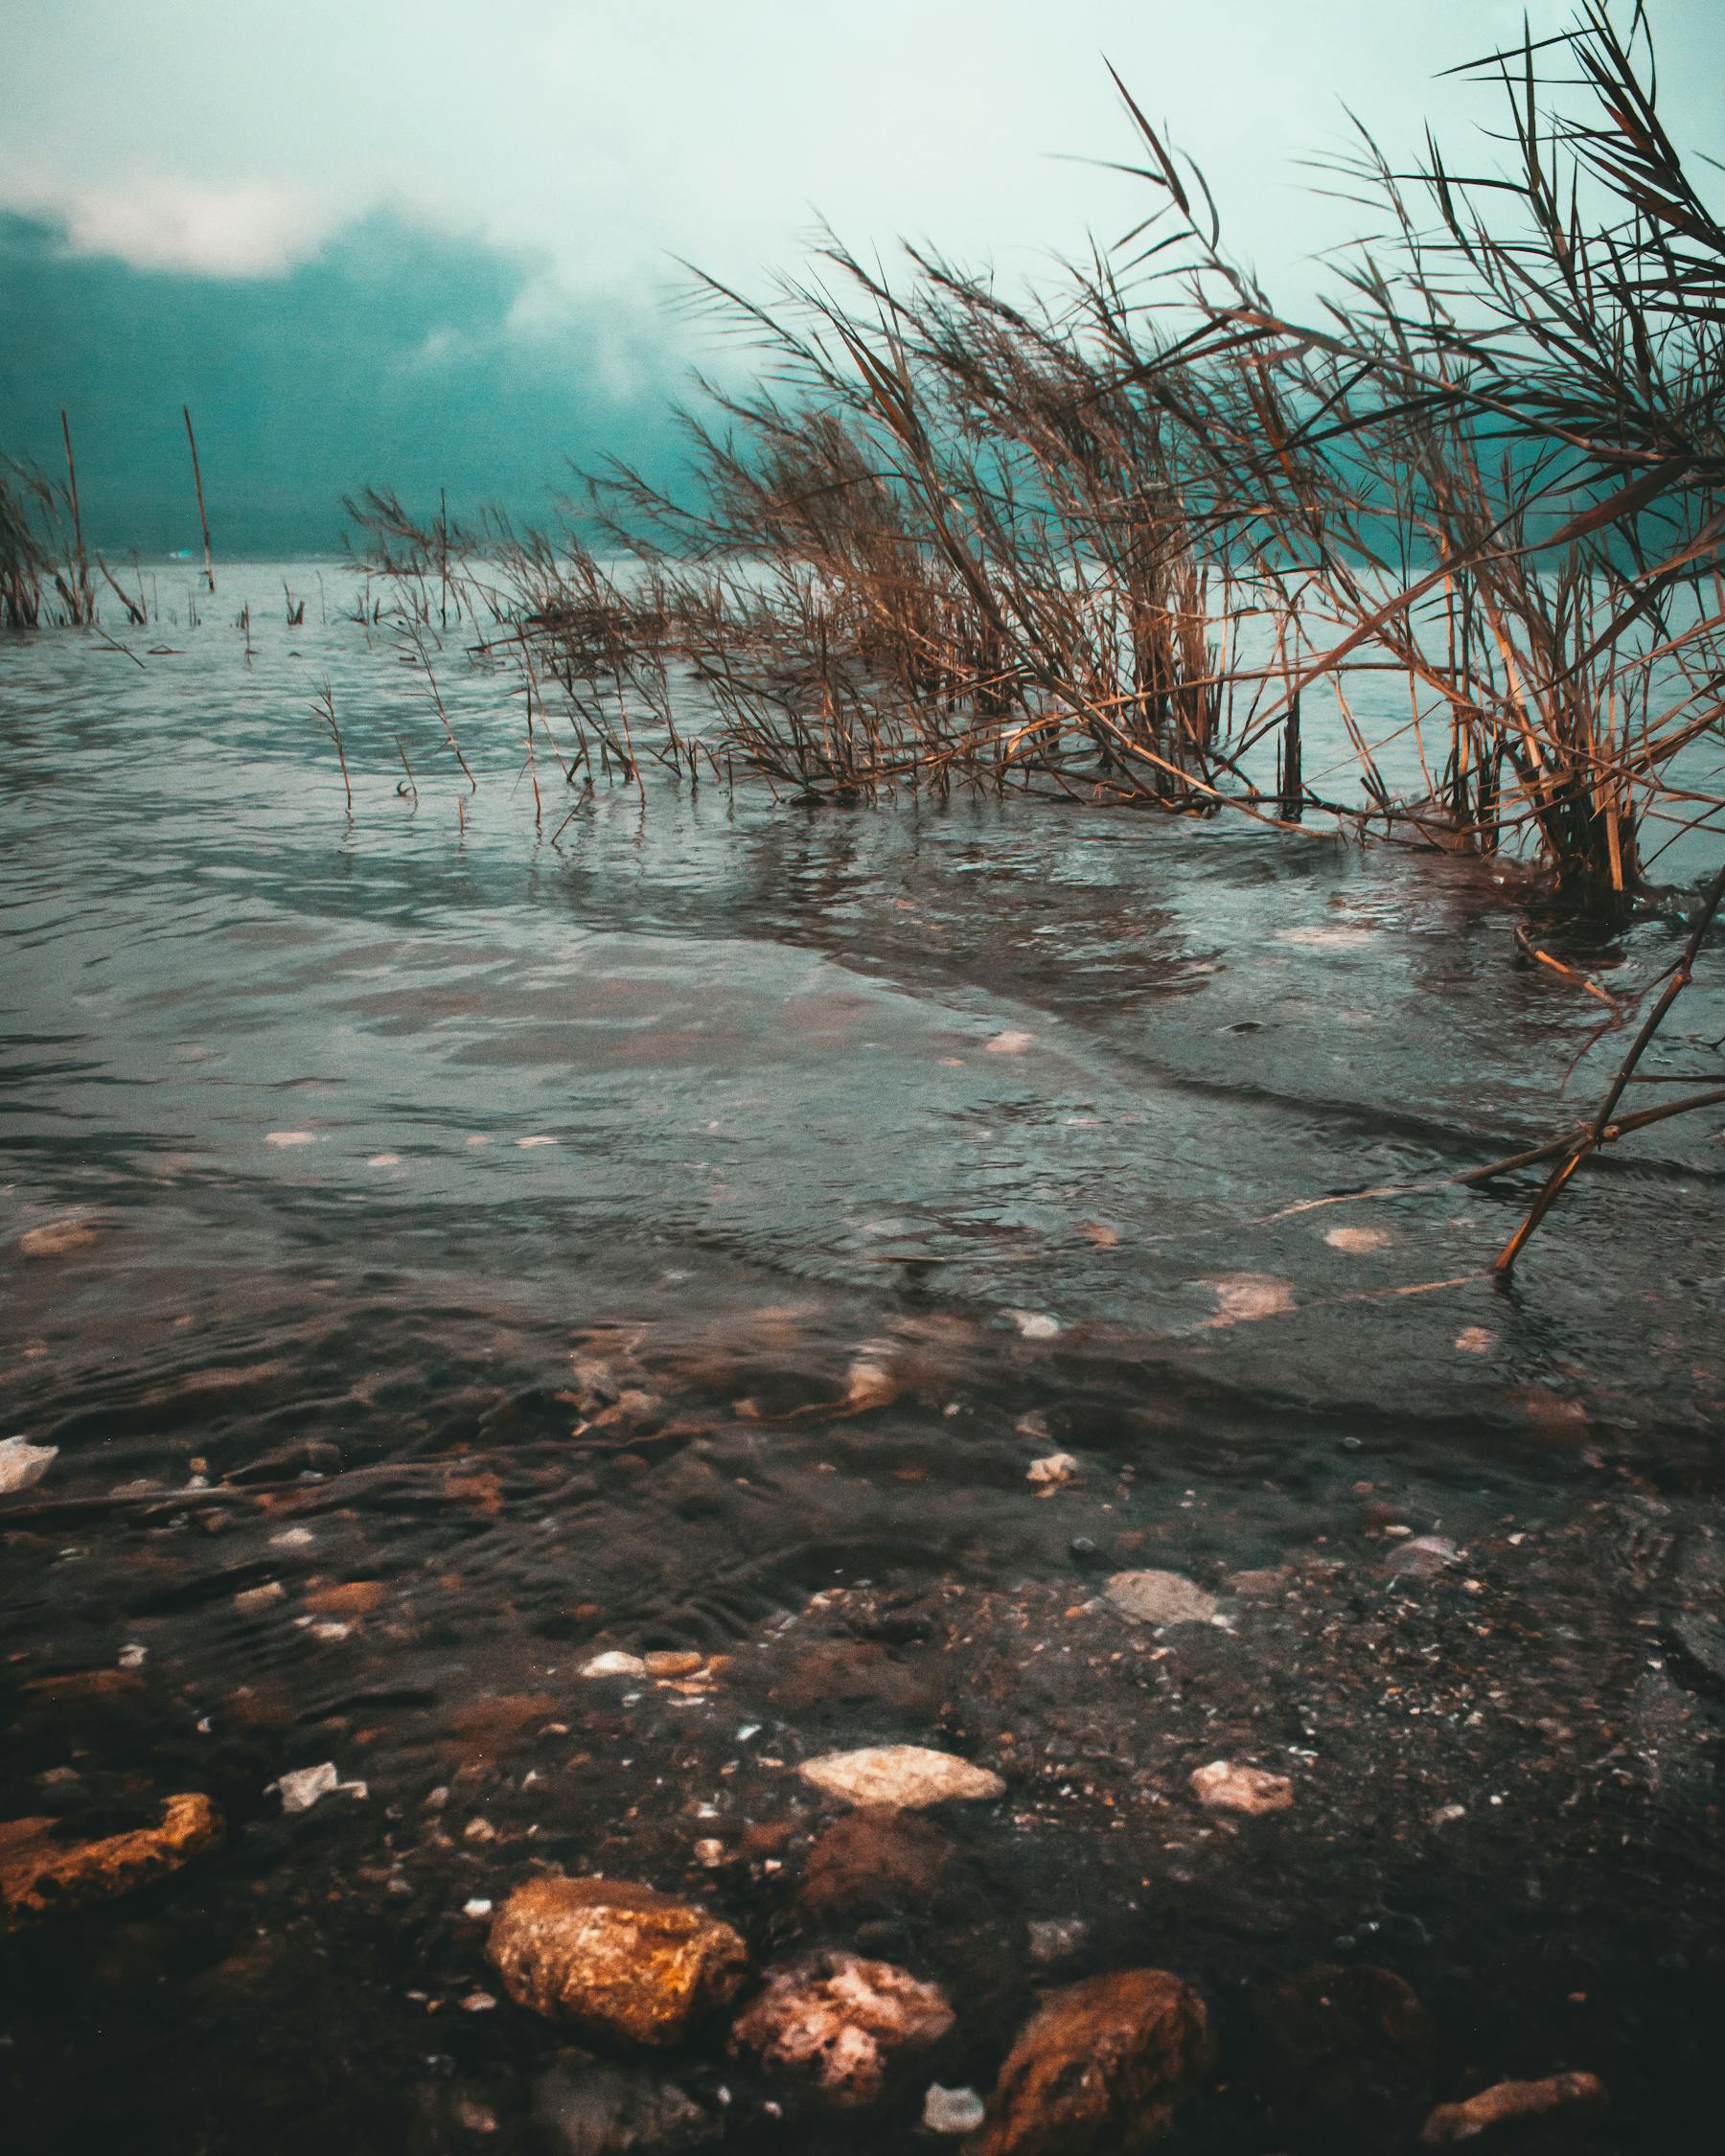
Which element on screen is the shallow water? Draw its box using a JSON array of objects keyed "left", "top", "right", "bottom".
[{"left": 3, "top": 567, "right": 1723, "bottom": 2152}]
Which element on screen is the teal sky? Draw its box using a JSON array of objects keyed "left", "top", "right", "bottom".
[{"left": 5, "top": 1, "right": 1723, "bottom": 550}]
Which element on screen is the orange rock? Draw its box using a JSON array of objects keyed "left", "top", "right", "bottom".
[
  {"left": 488, "top": 1876, "right": 747, "bottom": 2046},
  {"left": 643, "top": 1652, "right": 704, "bottom": 1680},
  {"left": 304, "top": 1579, "right": 390, "bottom": 1617},
  {"left": 1422, "top": 2072, "right": 1607, "bottom": 2145},
  {"left": 967, "top": 1969, "right": 1213, "bottom": 2154},
  {"left": 0, "top": 1793, "right": 222, "bottom": 1929}
]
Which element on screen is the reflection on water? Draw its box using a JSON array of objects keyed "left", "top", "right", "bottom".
[{"left": 3, "top": 568, "right": 1723, "bottom": 2151}]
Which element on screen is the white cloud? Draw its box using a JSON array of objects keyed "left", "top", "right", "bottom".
[{"left": 47, "top": 177, "right": 330, "bottom": 276}]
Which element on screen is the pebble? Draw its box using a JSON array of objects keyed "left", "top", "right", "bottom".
[
  {"left": 272, "top": 1763, "right": 368, "bottom": 1813},
  {"left": 1026, "top": 1453, "right": 1079, "bottom": 1488},
  {"left": 18, "top": 1219, "right": 104, "bottom": 1258},
  {"left": 1006, "top": 1310, "right": 1061, "bottom": 1341},
  {"left": 1025, "top": 1916, "right": 1089, "bottom": 1967},
  {"left": 1104, "top": 1571, "right": 1220, "bottom": 1626},
  {"left": 922, "top": 2083, "right": 987, "bottom": 2135},
  {"left": 796, "top": 1745, "right": 1005, "bottom": 1809},
  {"left": 488, "top": 1876, "right": 748, "bottom": 2045},
  {"left": 730, "top": 1950, "right": 954, "bottom": 2105},
  {"left": 1421, "top": 2071, "right": 1607, "bottom": 2145},
  {"left": 1388, "top": 1536, "right": 1463, "bottom": 1579},
  {"left": 583, "top": 1651, "right": 649, "bottom": 1679},
  {"left": 969, "top": 1969, "right": 1212, "bottom": 2154},
  {"left": 234, "top": 1581, "right": 286, "bottom": 1617},
  {"left": 644, "top": 1652, "right": 704, "bottom": 1679},
  {"left": 1190, "top": 1760, "right": 1295, "bottom": 1814},
  {"left": 0, "top": 1436, "right": 58, "bottom": 1495}
]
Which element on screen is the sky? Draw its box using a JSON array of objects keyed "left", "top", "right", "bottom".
[{"left": 5, "top": 0, "right": 1724, "bottom": 550}]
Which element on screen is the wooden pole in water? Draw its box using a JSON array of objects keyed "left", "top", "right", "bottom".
[{"left": 182, "top": 404, "right": 215, "bottom": 592}]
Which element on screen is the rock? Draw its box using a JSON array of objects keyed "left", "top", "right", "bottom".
[
  {"left": 234, "top": 1581, "right": 287, "bottom": 1617},
  {"left": 488, "top": 1877, "right": 748, "bottom": 2046},
  {"left": 967, "top": 1968, "right": 1213, "bottom": 2154},
  {"left": 272, "top": 1762, "right": 367, "bottom": 1812},
  {"left": 1258, "top": 1964, "right": 1437, "bottom": 2150},
  {"left": 925, "top": 2084, "right": 988, "bottom": 2135},
  {"left": 583, "top": 1652, "right": 648, "bottom": 1679},
  {"left": 801, "top": 1805, "right": 955, "bottom": 1920},
  {"left": 1025, "top": 1917, "right": 1088, "bottom": 1968},
  {"left": 0, "top": 1792, "right": 222, "bottom": 1928},
  {"left": 1006, "top": 1310, "right": 1060, "bottom": 1340},
  {"left": 1421, "top": 2073, "right": 1607, "bottom": 2145},
  {"left": 1387, "top": 1536, "right": 1463, "bottom": 1580},
  {"left": 1027, "top": 1454, "right": 1080, "bottom": 1489},
  {"left": 534, "top": 2054, "right": 722, "bottom": 2153},
  {"left": 1189, "top": 1761, "right": 1294, "bottom": 1815},
  {"left": 731, "top": 1949, "right": 954, "bottom": 2106},
  {"left": 0, "top": 1436, "right": 58, "bottom": 1496},
  {"left": 18, "top": 1218, "right": 104, "bottom": 1258},
  {"left": 644, "top": 1652, "right": 703, "bottom": 1680},
  {"left": 1103, "top": 1571, "right": 1219, "bottom": 1626},
  {"left": 797, "top": 1745, "right": 1004, "bottom": 1809}
]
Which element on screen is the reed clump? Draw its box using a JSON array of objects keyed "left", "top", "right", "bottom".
[{"left": 342, "top": 5, "right": 1721, "bottom": 912}]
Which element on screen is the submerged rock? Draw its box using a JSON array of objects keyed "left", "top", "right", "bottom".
[
  {"left": 17, "top": 1218, "right": 104, "bottom": 1258},
  {"left": 967, "top": 1968, "right": 1213, "bottom": 2154},
  {"left": 0, "top": 1435, "right": 58, "bottom": 1496},
  {"left": 0, "top": 1792, "right": 222, "bottom": 1928},
  {"left": 1189, "top": 1760, "right": 1294, "bottom": 1815},
  {"left": 534, "top": 2053, "right": 722, "bottom": 2154},
  {"left": 797, "top": 1745, "right": 1004, "bottom": 1809},
  {"left": 1421, "top": 2072, "right": 1607, "bottom": 2145},
  {"left": 488, "top": 1877, "right": 748, "bottom": 2046},
  {"left": 1103, "top": 1571, "right": 1219, "bottom": 1626},
  {"left": 1258, "top": 1963, "right": 1437, "bottom": 2150},
  {"left": 925, "top": 2083, "right": 988, "bottom": 2135},
  {"left": 731, "top": 1949, "right": 954, "bottom": 2106},
  {"left": 799, "top": 1804, "right": 954, "bottom": 1920}
]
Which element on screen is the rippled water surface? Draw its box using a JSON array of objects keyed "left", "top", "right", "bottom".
[{"left": 4, "top": 567, "right": 1723, "bottom": 2153}]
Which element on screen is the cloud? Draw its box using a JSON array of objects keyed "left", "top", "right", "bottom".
[
  {"left": 38, "top": 177, "right": 331, "bottom": 277},
  {"left": 0, "top": 205, "right": 697, "bottom": 553}
]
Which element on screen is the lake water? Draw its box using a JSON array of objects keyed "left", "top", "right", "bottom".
[{"left": 3, "top": 564, "right": 1723, "bottom": 2152}]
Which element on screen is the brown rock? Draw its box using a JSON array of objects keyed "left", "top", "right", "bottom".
[
  {"left": 488, "top": 1877, "right": 748, "bottom": 2046},
  {"left": 800, "top": 1805, "right": 955, "bottom": 1921},
  {"left": 1421, "top": 2072, "right": 1608, "bottom": 2145},
  {"left": 732, "top": 1949, "right": 954, "bottom": 2106},
  {"left": 966, "top": 1968, "right": 1213, "bottom": 2154},
  {"left": 1258, "top": 1964, "right": 1437, "bottom": 2150},
  {"left": 0, "top": 1793, "right": 223, "bottom": 1928},
  {"left": 1103, "top": 1571, "right": 1220, "bottom": 1626}
]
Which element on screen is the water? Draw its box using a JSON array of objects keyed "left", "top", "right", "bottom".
[{"left": 3, "top": 566, "right": 1723, "bottom": 2152}]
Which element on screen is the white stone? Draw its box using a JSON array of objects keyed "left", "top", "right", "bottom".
[
  {"left": 1026, "top": 1452, "right": 1079, "bottom": 1487},
  {"left": 923, "top": 2084, "right": 987, "bottom": 2135},
  {"left": 1190, "top": 1760, "right": 1294, "bottom": 1815},
  {"left": 582, "top": 1650, "right": 648, "bottom": 1679},
  {"left": 0, "top": 1436, "right": 58, "bottom": 1495},
  {"left": 796, "top": 1745, "right": 1005, "bottom": 1809}
]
